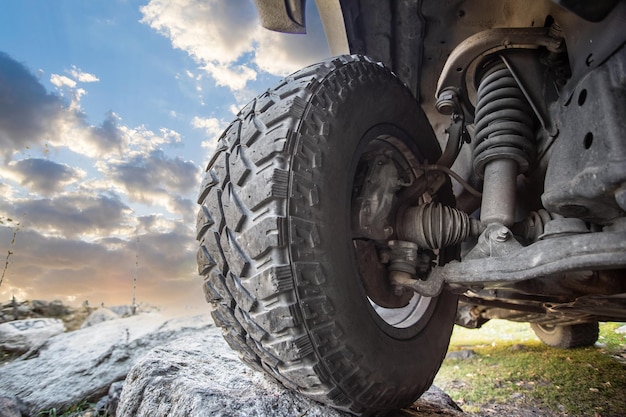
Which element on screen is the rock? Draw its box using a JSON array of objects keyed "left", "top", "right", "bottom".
[
  {"left": 0, "top": 299, "right": 75, "bottom": 323},
  {"left": 118, "top": 327, "right": 463, "bottom": 417},
  {"left": 1, "top": 314, "right": 16, "bottom": 323},
  {"left": 510, "top": 344, "right": 526, "bottom": 351},
  {"left": 15, "top": 305, "right": 30, "bottom": 316},
  {"left": 615, "top": 324, "right": 626, "bottom": 334},
  {"left": 0, "top": 313, "right": 212, "bottom": 416},
  {"left": 30, "top": 299, "right": 47, "bottom": 310},
  {"left": 80, "top": 308, "right": 119, "bottom": 329},
  {"left": 0, "top": 318, "right": 65, "bottom": 353},
  {"left": 95, "top": 381, "right": 124, "bottom": 416},
  {"left": 108, "top": 305, "right": 133, "bottom": 317},
  {"left": 445, "top": 349, "right": 476, "bottom": 360},
  {"left": 0, "top": 394, "right": 28, "bottom": 417},
  {"left": 416, "top": 385, "right": 463, "bottom": 412},
  {"left": 31, "top": 299, "right": 67, "bottom": 316}
]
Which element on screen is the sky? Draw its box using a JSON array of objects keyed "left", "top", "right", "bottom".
[{"left": 0, "top": 0, "right": 330, "bottom": 312}]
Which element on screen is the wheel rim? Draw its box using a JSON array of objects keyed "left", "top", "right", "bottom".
[
  {"left": 351, "top": 125, "right": 437, "bottom": 336},
  {"left": 369, "top": 293, "right": 432, "bottom": 328},
  {"left": 537, "top": 324, "right": 558, "bottom": 335}
]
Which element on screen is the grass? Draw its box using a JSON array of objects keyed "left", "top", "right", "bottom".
[
  {"left": 38, "top": 402, "right": 96, "bottom": 417},
  {"left": 434, "top": 321, "right": 626, "bottom": 416}
]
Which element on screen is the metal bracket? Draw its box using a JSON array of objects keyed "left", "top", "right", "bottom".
[
  {"left": 352, "top": 151, "right": 406, "bottom": 240},
  {"left": 435, "top": 27, "right": 564, "bottom": 119}
]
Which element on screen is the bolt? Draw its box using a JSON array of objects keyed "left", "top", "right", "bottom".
[
  {"left": 493, "top": 226, "right": 510, "bottom": 242},
  {"left": 436, "top": 90, "right": 458, "bottom": 115},
  {"left": 393, "top": 285, "right": 406, "bottom": 297},
  {"left": 383, "top": 225, "right": 393, "bottom": 237}
]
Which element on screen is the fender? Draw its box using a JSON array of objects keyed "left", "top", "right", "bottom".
[{"left": 254, "top": 0, "right": 349, "bottom": 55}]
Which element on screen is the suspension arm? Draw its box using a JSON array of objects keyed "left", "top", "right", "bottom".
[{"left": 435, "top": 230, "right": 626, "bottom": 285}]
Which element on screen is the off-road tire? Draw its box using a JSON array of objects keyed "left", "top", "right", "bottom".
[
  {"left": 196, "top": 55, "right": 457, "bottom": 415},
  {"left": 530, "top": 322, "right": 599, "bottom": 348}
]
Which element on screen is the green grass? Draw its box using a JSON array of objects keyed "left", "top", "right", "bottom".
[
  {"left": 434, "top": 321, "right": 626, "bottom": 416},
  {"left": 38, "top": 402, "right": 96, "bottom": 417}
]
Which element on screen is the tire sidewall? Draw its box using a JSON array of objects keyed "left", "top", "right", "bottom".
[{"left": 288, "top": 59, "right": 457, "bottom": 405}]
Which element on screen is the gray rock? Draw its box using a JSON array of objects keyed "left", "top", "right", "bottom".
[
  {"left": 615, "top": 324, "right": 626, "bottom": 334},
  {"left": 0, "top": 394, "right": 28, "bottom": 417},
  {"left": 95, "top": 381, "right": 124, "bottom": 416},
  {"left": 0, "top": 313, "right": 212, "bottom": 416},
  {"left": 445, "top": 349, "right": 476, "bottom": 360},
  {"left": 30, "top": 300, "right": 48, "bottom": 310},
  {"left": 417, "top": 385, "right": 463, "bottom": 412},
  {"left": 31, "top": 299, "right": 67, "bottom": 317},
  {"left": 0, "top": 318, "right": 65, "bottom": 353},
  {"left": 15, "top": 305, "right": 31, "bottom": 316},
  {"left": 108, "top": 305, "right": 133, "bottom": 317},
  {"left": 80, "top": 307, "right": 119, "bottom": 329},
  {"left": 118, "top": 327, "right": 463, "bottom": 417},
  {"left": 0, "top": 314, "right": 16, "bottom": 323}
]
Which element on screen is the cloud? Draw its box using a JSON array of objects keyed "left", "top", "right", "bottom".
[
  {"left": 141, "top": 0, "right": 258, "bottom": 90},
  {"left": 104, "top": 149, "right": 200, "bottom": 217},
  {"left": 69, "top": 66, "right": 99, "bottom": 83},
  {"left": 7, "top": 192, "right": 133, "bottom": 239},
  {"left": 192, "top": 116, "right": 227, "bottom": 155},
  {"left": 0, "top": 51, "right": 205, "bottom": 310},
  {"left": 1, "top": 158, "right": 85, "bottom": 195},
  {"left": 0, "top": 52, "right": 66, "bottom": 155},
  {"left": 0, "top": 221, "right": 203, "bottom": 310},
  {"left": 0, "top": 52, "right": 128, "bottom": 161},
  {"left": 50, "top": 74, "right": 77, "bottom": 88},
  {"left": 254, "top": 24, "right": 331, "bottom": 76},
  {"left": 201, "top": 61, "right": 256, "bottom": 91},
  {"left": 140, "top": 0, "right": 330, "bottom": 91}
]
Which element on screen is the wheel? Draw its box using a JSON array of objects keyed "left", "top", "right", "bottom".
[
  {"left": 195, "top": 55, "right": 458, "bottom": 415},
  {"left": 530, "top": 322, "right": 599, "bottom": 348}
]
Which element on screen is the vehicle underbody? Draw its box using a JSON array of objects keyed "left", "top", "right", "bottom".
[
  {"left": 197, "top": 0, "right": 626, "bottom": 414},
  {"left": 257, "top": 0, "right": 626, "bottom": 329}
]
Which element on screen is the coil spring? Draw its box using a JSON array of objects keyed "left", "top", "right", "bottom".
[{"left": 473, "top": 60, "right": 536, "bottom": 177}]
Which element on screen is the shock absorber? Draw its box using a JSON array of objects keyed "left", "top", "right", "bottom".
[{"left": 473, "top": 57, "right": 536, "bottom": 226}]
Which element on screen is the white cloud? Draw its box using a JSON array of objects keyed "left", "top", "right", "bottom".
[
  {"left": 69, "top": 66, "right": 100, "bottom": 83},
  {"left": 141, "top": 0, "right": 258, "bottom": 91},
  {"left": 192, "top": 116, "right": 227, "bottom": 156},
  {"left": 201, "top": 62, "right": 256, "bottom": 90},
  {"left": 140, "top": 0, "right": 329, "bottom": 91},
  {"left": 141, "top": 0, "right": 258, "bottom": 64},
  {"left": 50, "top": 74, "right": 77, "bottom": 88},
  {"left": 192, "top": 116, "right": 224, "bottom": 138},
  {"left": 0, "top": 50, "right": 205, "bottom": 310},
  {"left": 254, "top": 25, "right": 331, "bottom": 76},
  {"left": 46, "top": 111, "right": 126, "bottom": 159}
]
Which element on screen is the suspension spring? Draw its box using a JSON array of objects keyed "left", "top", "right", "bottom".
[{"left": 473, "top": 58, "right": 536, "bottom": 226}]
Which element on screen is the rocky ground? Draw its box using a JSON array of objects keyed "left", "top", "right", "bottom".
[{"left": 0, "top": 299, "right": 607, "bottom": 417}]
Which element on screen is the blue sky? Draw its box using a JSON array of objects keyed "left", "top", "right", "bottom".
[{"left": 0, "top": 0, "right": 330, "bottom": 311}]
